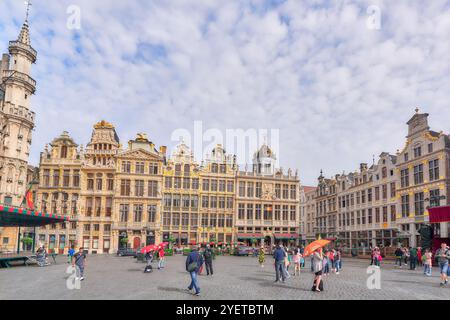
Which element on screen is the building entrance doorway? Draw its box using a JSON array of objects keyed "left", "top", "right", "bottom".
[{"left": 133, "top": 237, "right": 141, "bottom": 249}]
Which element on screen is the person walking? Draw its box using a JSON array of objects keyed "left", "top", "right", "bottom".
[
  {"left": 292, "top": 249, "right": 301, "bottom": 276},
  {"left": 312, "top": 247, "right": 324, "bottom": 292},
  {"left": 273, "top": 244, "right": 287, "bottom": 283},
  {"left": 403, "top": 247, "right": 409, "bottom": 266},
  {"left": 409, "top": 247, "right": 418, "bottom": 270},
  {"left": 258, "top": 245, "right": 265, "bottom": 268},
  {"left": 285, "top": 248, "right": 292, "bottom": 279},
  {"left": 323, "top": 250, "right": 330, "bottom": 276},
  {"left": 436, "top": 243, "right": 450, "bottom": 286},
  {"left": 423, "top": 248, "right": 432, "bottom": 276},
  {"left": 67, "top": 245, "right": 75, "bottom": 264},
  {"left": 394, "top": 247, "right": 403, "bottom": 268},
  {"left": 203, "top": 244, "right": 214, "bottom": 276},
  {"left": 185, "top": 245, "right": 204, "bottom": 296},
  {"left": 417, "top": 247, "right": 423, "bottom": 268},
  {"left": 157, "top": 246, "right": 165, "bottom": 270},
  {"left": 334, "top": 249, "right": 341, "bottom": 274},
  {"left": 72, "top": 247, "right": 87, "bottom": 281}
]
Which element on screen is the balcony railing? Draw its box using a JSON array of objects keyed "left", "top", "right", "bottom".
[
  {"left": 2, "top": 70, "right": 36, "bottom": 91},
  {"left": 9, "top": 40, "right": 37, "bottom": 59}
]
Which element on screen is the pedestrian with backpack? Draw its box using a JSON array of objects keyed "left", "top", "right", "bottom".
[
  {"left": 203, "top": 244, "right": 214, "bottom": 276},
  {"left": 185, "top": 245, "right": 204, "bottom": 296},
  {"left": 436, "top": 243, "right": 450, "bottom": 286}
]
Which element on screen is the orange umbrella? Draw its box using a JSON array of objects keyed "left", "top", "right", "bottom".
[{"left": 303, "top": 239, "right": 330, "bottom": 257}]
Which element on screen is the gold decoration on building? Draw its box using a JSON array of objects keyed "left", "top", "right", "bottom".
[{"left": 94, "top": 120, "right": 114, "bottom": 129}]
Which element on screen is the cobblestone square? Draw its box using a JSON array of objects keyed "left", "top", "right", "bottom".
[{"left": 0, "top": 255, "right": 448, "bottom": 300}]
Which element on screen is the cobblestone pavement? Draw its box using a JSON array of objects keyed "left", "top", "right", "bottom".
[{"left": 0, "top": 254, "right": 448, "bottom": 300}]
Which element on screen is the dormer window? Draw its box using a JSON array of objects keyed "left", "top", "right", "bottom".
[{"left": 60, "top": 146, "right": 68, "bottom": 158}]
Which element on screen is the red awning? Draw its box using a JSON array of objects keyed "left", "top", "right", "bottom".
[{"left": 429, "top": 206, "right": 450, "bottom": 223}]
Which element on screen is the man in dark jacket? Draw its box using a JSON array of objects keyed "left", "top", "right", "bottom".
[
  {"left": 273, "top": 244, "right": 287, "bottom": 283},
  {"left": 185, "top": 246, "right": 204, "bottom": 296},
  {"left": 203, "top": 244, "right": 214, "bottom": 276}
]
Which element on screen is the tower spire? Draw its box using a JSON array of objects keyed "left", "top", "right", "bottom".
[{"left": 25, "top": 1, "right": 32, "bottom": 24}]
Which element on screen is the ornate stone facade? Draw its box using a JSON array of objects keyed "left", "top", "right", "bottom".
[
  {"left": 0, "top": 18, "right": 37, "bottom": 251},
  {"left": 395, "top": 109, "right": 450, "bottom": 246}
]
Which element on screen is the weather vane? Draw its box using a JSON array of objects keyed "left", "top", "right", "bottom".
[{"left": 24, "top": 0, "right": 32, "bottom": 23}]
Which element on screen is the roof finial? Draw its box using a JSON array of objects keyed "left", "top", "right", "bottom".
[
  {"left": 25, "top": 0, "right": 32, "bottom": 24},
  {"left": 415, "top": 106, "right": 420, "bottom": 114}
]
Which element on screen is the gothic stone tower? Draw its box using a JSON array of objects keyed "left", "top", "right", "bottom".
[{"left": 0, "top": 19, "right": 37, "bottom": 206}]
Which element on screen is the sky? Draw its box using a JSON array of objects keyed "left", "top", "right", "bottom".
[{"left": 0, "top": 0, "right": 449, "bottom": 186}]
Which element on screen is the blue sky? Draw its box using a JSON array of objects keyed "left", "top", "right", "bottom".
[{"left": 1, "top": 0, "right": 449, "bottom": 185}]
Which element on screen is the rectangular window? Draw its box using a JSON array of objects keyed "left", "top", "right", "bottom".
[
  {"left": 290, "top": 185, "right": 296, "bottom": 199},
  {"left": 247, "top": 182, "right": 254, "bottom": 197},
  {"left": 148, "top": 181, "right": 158, "bottom": 197},
  {"left": 390, "top": 182, "right": 396, "bottom": 198},
  {"left": 133, "top": 204, "right": 143, "bottom": 222},
  {"left": 401, "top": 169, "right": 409, "bottom": 188},
  {"left": 183, "top": 178, "right": 190, "bottom": 189},
  {"left": 210, "top": 196, "right": 217, "bottom": 208},
  {"left": 255, "top": 204, "right": 262, "bottom": 220},
  {"left": 413, "top": 146, "right": 422, "bottom": 158},
  {"left": 275, "top": 184, "right": 281, "bottom": 199},
  {"left": 190, "top": 213, "right": 198, "bottom": 227},
  {"left": 192, "top": 178, "right": 199, "bottom": 190},
  {"left": 135, "top": 180, "right": 144, "bottom": 197},
  {"left": 218, "top": 196, "right": 225, "bottom": 209},
  {"left": 413, "top": 164, "right": 424, "bottom": 185},
  {"left": 238, "top": 204, "right": 245, "bottom": 220},
  {"left": 246, "top": 204, "right": 253, "bottom": 220},
  {"left": 428, "top": 143, "right": 433, "bottom": 153},
  {"left": 119, "top": 204, "right": 129, "bottom": 222},
  {"left": 226, "top": 197, "right": 233, "bottom": 209},
  {"left": 219, "top": 180, "right": 226, "bottom": 192},
  {"left": 122, "top": 161, "right": 131, "bottom": 173},
  {"left": 63, "top": 170, "right": 70, "bottom": 187},
  {"left": 120, "top": 179, "right": 131, "bottom": 196},
  {"left": 149, "top": 163, "right": 158, "bottom": 175},
  {"left": 43, "top": 169, "right": 50, "bottom": 186},
  {"left": 163, "top": 194, "right": 172, "bottom": 207},
  {"left": 429, "top": 159, "right": 439, "bottom": 181},
  {"left": 255, "top": 182, "right": 262, "bottom": 198},
  {"left": 135, "top": 162, "right": 145, "bottom": 174},
  {"left": 211, "top": 180, "right": 218, "bottom": 192},
  {"left": 86, "top": 197, "right": 93, "bottom": 216},
  {"left": 202, "top": 179, "right": 210, "bottom": 191},
  {"left": 239, "top": 182, "right": 245, "bottom": 197},
  {"left": 414, "top": 192, "right": 424, "bottom": 216},
  {"left": 165, "top": 177, "right": 173, "bottom": 189},
  {"left": 226, "top": 181, "right": 234, "bottom": 193},
  {"left": 53, "top": 170, "right": 60, "bottom": 187},
  {"left": 202, "top": 196, "right": 209, "bottom": 208},
  {"left": 401, "top": 195, "right": 410, "bottom": 218},
  {"left": 174, "top": 177, "right": 181, "bottom": 189},
  {"left": 282, "top": 184, "right": 289, "bottom": 199},
  {"left": 105, "top": 197, "right": 112, "bottom": 217},
  {"left": 430, "top": 189, "right": 441, "bottom": 208}
]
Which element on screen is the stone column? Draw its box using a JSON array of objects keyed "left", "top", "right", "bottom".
[{"left": 440, "top": 222, "right": 449, "bottom": 238}]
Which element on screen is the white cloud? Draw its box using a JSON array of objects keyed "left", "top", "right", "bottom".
[{"left": 0, "top": 0, "right": 449, "bottom": 185}]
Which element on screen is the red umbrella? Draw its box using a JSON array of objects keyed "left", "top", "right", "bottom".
[
  {"left": 141, "top": 245, "right": 158, "bottom": 253},
  {"left": 159, "top": 242, "right": 169, "bottom": 247}
]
